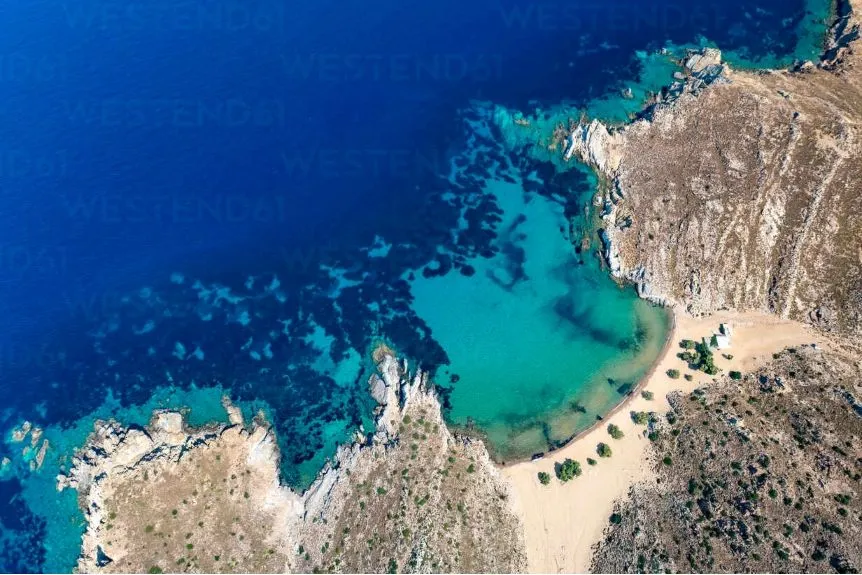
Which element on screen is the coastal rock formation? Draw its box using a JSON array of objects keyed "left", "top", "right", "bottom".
[
  {"left": 296, "top": 352, "right": 526, "bottom": 574},
  {"left": 10, "top": 421, "right": 50, "bottom": 471},
  {"left": 568, "top": 9, "right": 862, "bottom": 336},
  {"left": 591, "top": 343, "right": 862, "bottom": 573},
  {"left": 57, "top": 398, "right": 302, "bottom": 573},
  {"left": 59, "top": 351, "right": 526, "bottom": 573}
]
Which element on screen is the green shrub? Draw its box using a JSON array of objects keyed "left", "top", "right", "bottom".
[
  {"left": 587, "top": 458, "right": 597, "bottom": 466},
  {"left": 148, "top": 568, "right": 163, "bottom": 574},
  {"left": 537, "top": 472, "right": 551, "bottom": 485},
  {"left": 662, "top": 456, "right": 673, "bottom": 466},
  {"left": 729, "top": 371, "right": 742, "bottom": 380},
  {"left": 597, "top": 443, "right": 612, "bottom": 458},
  {"left": 610, "top": 513, "right": 622, "bottom": 524},
  {"left": 607, "top": 424, "right": 625, "bottom": 440},
  {"left": 556, "top": 458, "right": 582, "bottom": 482},
  {"left": 631, "top": 411, "right": 650, "bottom": 425},
  {"left": 694, "top": 341, "right": 718, "bottom": 374},
  {"left": 667, "top": 369, "right": 681, "bottom": 379},
  {"left": 680, "top": 339, "right": 696, "bottom": 350},
  {"left": 684, "top": 374, "right": 694, "bottom": 381},
  {"left": 641, "top": 390, "right": 654, "bottom": 400}
]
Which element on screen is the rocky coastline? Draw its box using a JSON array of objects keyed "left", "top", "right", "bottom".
[
  {"left": 58, "top": 348, "right": 526, "bottom": 573},
  {"left": 562, "top": 4, "right": 861, "bottom": 333}
]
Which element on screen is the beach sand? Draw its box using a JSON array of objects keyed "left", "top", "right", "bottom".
[{"left": 501, "top": 309, "right": 824, "bottom": 573}]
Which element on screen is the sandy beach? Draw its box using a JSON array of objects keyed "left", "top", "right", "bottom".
[{"left": 501, "top": 308, "right": 825, "bottom": 573}]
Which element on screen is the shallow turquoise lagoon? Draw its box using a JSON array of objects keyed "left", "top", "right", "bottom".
[{"left": 410, "top": 115, "right": 671, "bottom": 461}]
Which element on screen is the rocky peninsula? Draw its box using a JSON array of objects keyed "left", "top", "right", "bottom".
[{"left": 58, "top": 348, "right": 526, "bottom": 573}]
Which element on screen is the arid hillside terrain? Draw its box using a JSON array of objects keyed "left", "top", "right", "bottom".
[
  {"left": 591, "top": 343, "right": 862, "bottom": 573},
  {"left": 570, "top": 2, "right": 862, "bottom": 336}
]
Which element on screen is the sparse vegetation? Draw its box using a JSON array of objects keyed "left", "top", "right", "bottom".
[
  {"left": 631, "top": 411, "right": 650, "bottom": 425},
  {"left": 592, "top": 347, "right": 862, "bottom": 574},
  {"left": 555, "top": 459, "right": 582, "bottom": 482}
]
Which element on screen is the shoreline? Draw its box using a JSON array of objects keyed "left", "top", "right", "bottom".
[
  {"left": 492, "top": 302, "right": 677, "bottom": 469},
  {"left": 501, "top": 309, "right": 826, "bottom": 573}
]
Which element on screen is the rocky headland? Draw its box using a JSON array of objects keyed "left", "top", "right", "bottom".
[
  {"left": 58, "top": 348, "right": 526, "bottom": 573},
  {"left": 565, "top": 3, "right": 862, "bottom": 336}
]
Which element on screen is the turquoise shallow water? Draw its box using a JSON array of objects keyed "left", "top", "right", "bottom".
[{"left": 409, "top": 109, "right": 671, "bottom": 460}]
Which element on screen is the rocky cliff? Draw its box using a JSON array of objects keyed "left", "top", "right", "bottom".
[
  {"left": 568, "top": 6, "right": 862, "bottom": 336},
  {"left": 59, "top": 348, "right": 526, "bottom": 573}
]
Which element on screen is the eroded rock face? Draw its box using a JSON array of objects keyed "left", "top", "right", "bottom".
[
  {"left": 59, "top": 352, "right": 526, "bottom": 574},
  {"left": 569, "top": 28, "right": 862, "bottom": 335}
]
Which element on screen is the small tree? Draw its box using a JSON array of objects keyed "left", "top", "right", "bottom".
[
  {"left": 556, "top": 458, "right": 582, "bottom": 482},
  {"left": 680, "top": 339, "right": 696, "bottom": 350},
  {"left": 537, "top": 471, "right": 551, "bottom": 485},
  {"left": 607, "top": 423, "right": 625, "bottom": 439},
  {"left": 667, "top": 369, "right": 681, "bottom": 379},
  {"left": 587, "top": 458, "right": 597, "bottom": 466},
  {"left": 641, "top": 390, "right": 654, "bottom": 400},
  {"left": 631, "top": 411, "right": 650, "bottom": 425},
  {"left": 597, "top": 443, "right": 613, "bottom": 458}
]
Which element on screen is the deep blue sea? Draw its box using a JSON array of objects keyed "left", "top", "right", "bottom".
[{"left": 0, "top": 0, "right": 832, "bottom": 570}]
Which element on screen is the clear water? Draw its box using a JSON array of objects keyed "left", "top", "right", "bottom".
[
  {"left": 0, "top": 0, "right": 834, "bottom": 570},
  {"left": 409, "top": 108, "right": 671, "bottom": 460}
]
